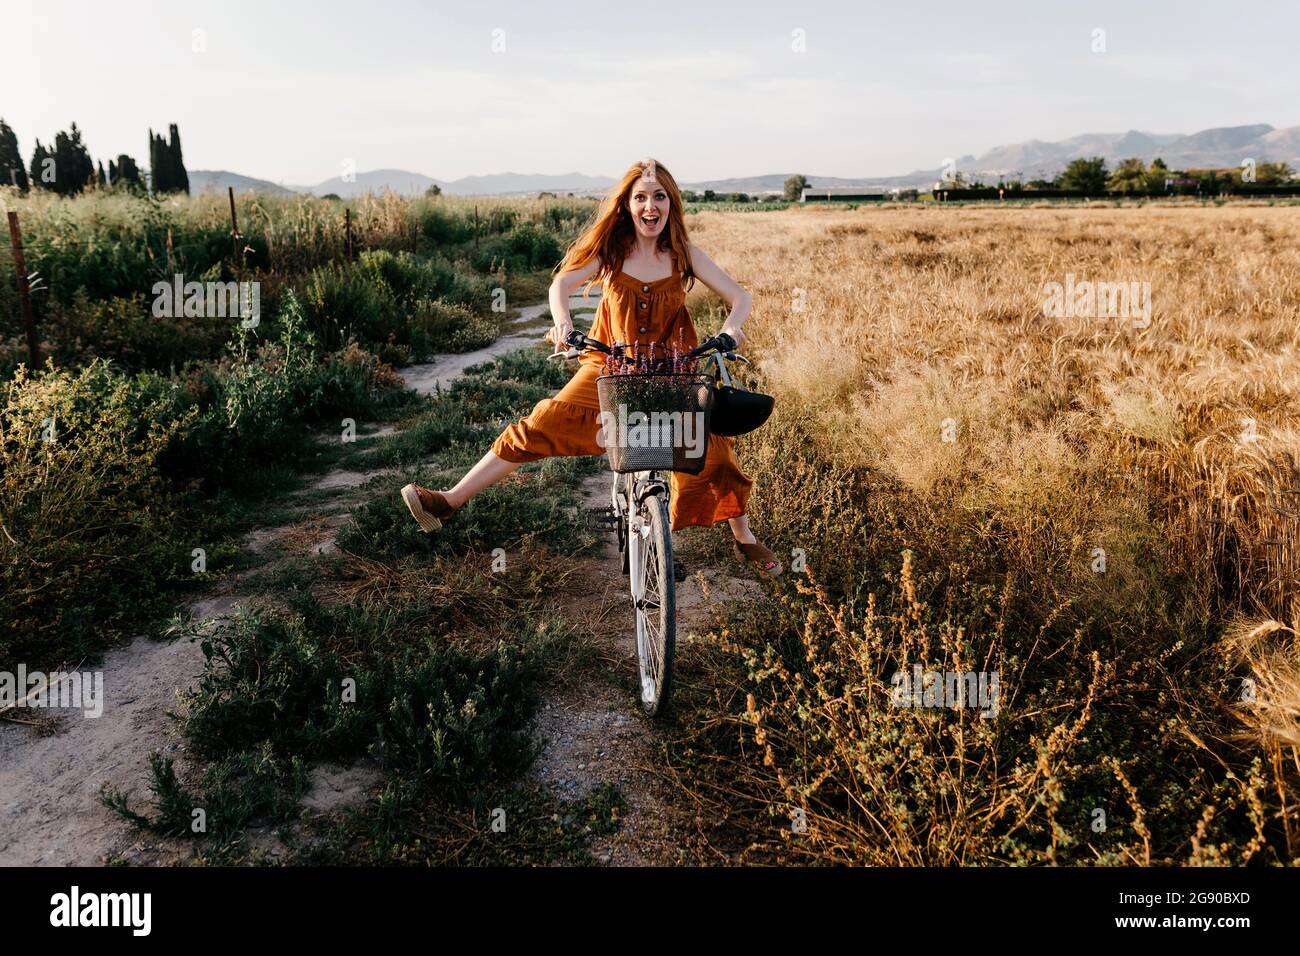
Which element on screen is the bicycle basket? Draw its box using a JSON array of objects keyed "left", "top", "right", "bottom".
[{"left": 595, "top": 371, "right": 713, "bottom": 474}]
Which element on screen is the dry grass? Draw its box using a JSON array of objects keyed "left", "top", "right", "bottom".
[{"left": 672, "top": 204, "right": 1300, "bottom": 864}]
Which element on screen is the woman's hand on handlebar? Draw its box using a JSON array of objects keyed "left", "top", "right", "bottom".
[
  {"left": 688, "top": 331, "right": 739, "bottom": 358},
  {"left": 719, "top": 324, "right": 746, "bottom": 349},
  {"left": 545, "top": 315, "right": 575, "bottom": 351}
]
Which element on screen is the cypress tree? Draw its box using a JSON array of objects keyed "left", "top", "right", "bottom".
[
  {"left": 114, "top": 154, "right": 141, "bottom": 190},
  {"left": 169, "top": 123, "right": 189, "bottom": 194},
  {"left": 70, "top": 123, "right": 95, "bottom": 193},
  {"left": 29, "top": 139, "right": 51, "bottom": 191},
  {"left": 149, "top": 125, "right": 187, "bottom": 194},
  {"left": 50, "top": 130, "right": 71, "bottom": 194},
  {"left": 50, "top": 123, "right": 94, "bottom": 195},
  {"left": 148, "top": 127, "right": 163, "bottom": 193},
  {"left": 0, "top": 118, "right": 29, "bottom": 191}
]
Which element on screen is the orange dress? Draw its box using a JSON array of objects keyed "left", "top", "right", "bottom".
[{"left": 491, "top": 252, "right": 754, "bottom": 531}]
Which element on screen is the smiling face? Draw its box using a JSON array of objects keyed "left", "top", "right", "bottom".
[{"left": 627, "top": 176, "right": 668, "bottom": 239}]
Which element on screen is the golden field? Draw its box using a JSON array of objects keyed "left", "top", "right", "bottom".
[{"left": 671, "top": 204, "right": 1300, "bottom": 864}]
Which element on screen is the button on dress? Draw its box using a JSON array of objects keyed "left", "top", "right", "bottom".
[{"left": 491, "top": 252, "right": 754, "bottom": 531}]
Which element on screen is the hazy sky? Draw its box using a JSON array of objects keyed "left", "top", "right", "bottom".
[{"left": 5, "top": 0, "right": 1298, "bottom": 185}]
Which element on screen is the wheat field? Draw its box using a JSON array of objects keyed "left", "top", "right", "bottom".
[
  {"left": 700, "top": 204, "right": 1300, "bottom": 622},
  {"left": 674, "top": 203, "right": 1300, "bottom": 864}
]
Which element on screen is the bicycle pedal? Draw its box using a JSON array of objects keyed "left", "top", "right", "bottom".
[{"left": 585, "top": 506, "right": 620, "bottom": 530}]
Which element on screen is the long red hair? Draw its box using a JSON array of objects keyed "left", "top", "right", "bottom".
[{"left": 557, "top": 158, "right": 695, "bottom": 296}]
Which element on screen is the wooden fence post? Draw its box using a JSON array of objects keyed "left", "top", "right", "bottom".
[{"left": 6, "top": 211, "right": 40, "bottom": 368}]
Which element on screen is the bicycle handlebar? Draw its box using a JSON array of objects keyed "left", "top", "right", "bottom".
[
  {"left": 563, "top": 330, "right": 614, "bottom": 354},
  {"left": 562, "top": 329, "right": 738, "bottom": 360}
]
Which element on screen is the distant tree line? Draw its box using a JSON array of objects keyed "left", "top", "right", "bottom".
[
  {"left": 0, "top": 117, "right": 188, "bottom": 196},
  {"left": 523, "top": 188, "right": 781, "bottom": 203},
  {"left": 680, "top": 190, "right": 775, "bottom": 203},
  {"left": 944, "top": 155, "right": 1296, "bottom": 196}
]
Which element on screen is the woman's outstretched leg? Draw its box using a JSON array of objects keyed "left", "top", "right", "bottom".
[
  {"left": 403, "top": 360, "right": 602, "bottom": 532},
  {"left": 401, "top": 450, "right": 520, "bottom": 532},
  {"left": 445, "top": 450, "right": 520, "bottom": 507}
]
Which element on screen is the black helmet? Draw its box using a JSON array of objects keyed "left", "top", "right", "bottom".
[{"left": 709, "top": 384, "right": 775, "bottom": 436}]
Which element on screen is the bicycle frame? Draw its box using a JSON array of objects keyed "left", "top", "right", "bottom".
[
  {"left": 699, "top": 349, "right": 747, "bottom": 389},
  {"left": 612, "top": 467, "right": 668, "bottom": 580}
]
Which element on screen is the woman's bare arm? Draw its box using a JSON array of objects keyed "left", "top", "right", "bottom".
[
  {"left": 686, "top": 244, "right": 753, "bottom": 347},
  {"left": 546, "top": 256, "right": 603, "bottom": 350}
]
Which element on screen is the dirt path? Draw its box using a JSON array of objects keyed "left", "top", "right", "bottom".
[
  {"left": 399, "top": 303, "right": 554, "bottom": 395},
  {"left": 523, "top": 471, "right": 760, "bottom": 865},
  {"left": 0, "top": 289, "right": 756, "bottom": 866}
]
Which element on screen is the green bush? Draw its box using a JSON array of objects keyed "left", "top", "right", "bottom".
[
  {"left": 161, "top": 291, "right": 405, "bottom": 487},
  {"left": 447, "top": 316, "right": 499, "bottom": 352},
  {"left": 181, "top": 607, "right": 380, "bottom": 761},
  {"left": 0, "top": 292, "right": 407, "bottom": 668},
  {"left": 44, "top": 290, "right": 238, "bottom": 372},
  {"left": 101, "top": 747, "right": 308, "bottom": 849},
  {"left": 410, "top": 298, "right": 482, "bottom": 357},
  {"left": 174, "top": 600, "right": 540, "bottom": 791},
  {"left": 470, "top": 223, "right": 563, "bottom": 274},
  {"left": 358, "top": 249, "right": 455, "bottom": 303},
  {"left": 0, "top": 359, "right": 193, "bottom": 669},
  {"left": 416, "top": 204, "right": 476, "bottom": 245},
  {"left": 378, "top": 640, "right": 539, "bottom": 791},
  {"left": 300, "top": 252, "right": 499, "bottom": 355},
  {"left": 302, "top": 262, "right": 400, "bottom": 351}
]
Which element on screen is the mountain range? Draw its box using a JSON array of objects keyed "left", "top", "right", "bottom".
[
  {"left": 189, "top": 122, "right": 1300, "bottom": 198},
  {"left": 188, "top": 168, "right": 620, "bottom": 198}
]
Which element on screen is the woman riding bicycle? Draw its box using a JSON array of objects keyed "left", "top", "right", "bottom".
[{"left": 400, "top": 157, "right": 782, "bottom": 577}]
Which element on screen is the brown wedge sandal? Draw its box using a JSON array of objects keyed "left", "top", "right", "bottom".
[
  {"left": 401, "top": 483, "right": 458, "bottom": 533},
  {"left": 733, "top": 539, "right": 783, "bottom": 578}
]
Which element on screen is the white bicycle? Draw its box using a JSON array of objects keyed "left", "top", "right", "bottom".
[{"left": 554, "top": 330, "right": 743, "bottom": 717}]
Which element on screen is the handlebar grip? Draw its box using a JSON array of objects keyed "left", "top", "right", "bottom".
[
  {"left": 564, "top": 330, "right": 615, "bottom": 355},
  {"left": 687, "top": 332, "right": 737, "bottom": 358}
]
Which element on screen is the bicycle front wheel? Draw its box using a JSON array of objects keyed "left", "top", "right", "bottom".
[{"left": 629, "top": 488, "right": 675, "bottom": 717}]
